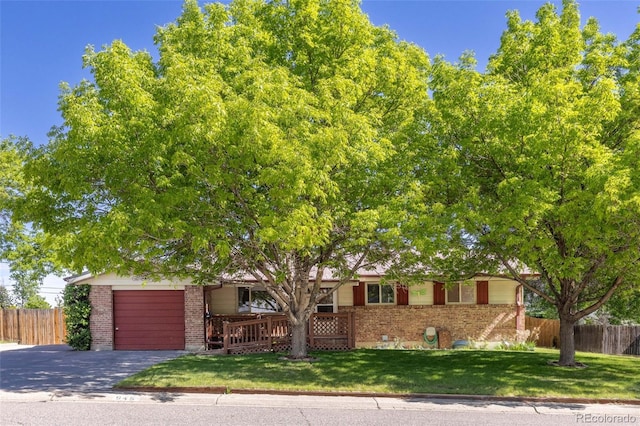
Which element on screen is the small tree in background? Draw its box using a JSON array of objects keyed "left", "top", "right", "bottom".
[
  {"left": 24, "top": 294, "right": 51, "bottom": 309},
  {"left": 0, "top": 282, "right": 14, "bottom": 308}
]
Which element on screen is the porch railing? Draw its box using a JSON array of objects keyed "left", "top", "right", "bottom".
[{"left": 206, "top": 312, "right": 354, "bottom": 354}]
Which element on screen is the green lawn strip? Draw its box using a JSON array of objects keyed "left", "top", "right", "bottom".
[{"left": 116, "top": 349, "right": 640, "bottom": 400}]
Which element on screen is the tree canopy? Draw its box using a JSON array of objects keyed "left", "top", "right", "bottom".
[
  {"left": 1, "top": 137, "right": 58, "bottom": 308},
  {"left": 430, "top": 0, "right": 640, "bottom": 365},
  {"left": 23, "top": 0, "right": 437, "bottom": 357}
]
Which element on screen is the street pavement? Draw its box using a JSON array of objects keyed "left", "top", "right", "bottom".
[{"left": 2, "top": 389, "right": 639, "bottom": 426}]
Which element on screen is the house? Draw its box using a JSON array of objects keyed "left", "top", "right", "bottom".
[{"left": 66, "top": 271, "right": 525, "bottom": 351}]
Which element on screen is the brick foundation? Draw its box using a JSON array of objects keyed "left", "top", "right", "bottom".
[
  {"left": 184, "top": 285, "right": 205, "bottom": 351},
  {"left": 89, "top": 285, "right": 114, "bottom": 350},
  {"left": 340, "top": 304, "right": 524, "bottom": 348}
]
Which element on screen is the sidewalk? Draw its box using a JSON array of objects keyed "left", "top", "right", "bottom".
[
  {"left": 1, "top": 389, "right": 639, "bottom": 418},
  {"left": 0, "top": 342, "right": 35, "bottom": 351}
]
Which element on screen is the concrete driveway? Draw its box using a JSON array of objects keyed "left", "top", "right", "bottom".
[{"left": 0, "top": 344, "right": 185, "bottom": 393}]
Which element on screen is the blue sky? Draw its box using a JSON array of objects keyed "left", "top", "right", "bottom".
[{"left": 1, "top": 0, "right": 639, "bottom": 304}]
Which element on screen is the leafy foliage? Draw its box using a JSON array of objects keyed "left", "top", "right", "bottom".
[
  {"left": 63, "top": 284, "right": 91, "bottom": 350},
  {"left": 429, "top": 0, "right": 640, "bottom": 365},
  {"left": 1, "top": 137, "right": 61, "bottom": 307},
  {"left": 599, "top": 284, "right": 640, "bottom": 325},
  {"left": 0, "top": 284, "right": 14, "bottom": 308},
  {"left": 23, "top": 294, "right": 51, "bottom": 309},
  {"left": 523, "top": 282, "right": 558, "bottom": 319},
  {"left": 23, "top": 0, "right": 438, "bottom": 358}
]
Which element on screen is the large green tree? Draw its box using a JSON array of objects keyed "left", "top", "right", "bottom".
[
  {"left": 23, "top": 0, "right": 435, "bottom": 357},
  {"left": 430, "top": 0, "right": 640, "bottom": 365}
]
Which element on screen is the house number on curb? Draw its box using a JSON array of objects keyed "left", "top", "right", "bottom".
[{"left": 112, "top": 394, "right": 140, "bottom": 402}]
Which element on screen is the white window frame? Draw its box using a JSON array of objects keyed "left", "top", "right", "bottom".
[
  {"left": 446, "top": 283, "right": 475, "bottom": 304},
  {"left": 237, "top": 287, "right": 283, "bottom": 313},
  {"left": 366, "top": 282, "right": 395, "bottom": 305},
  {"left": 316, "top": 287, "right": 337, "bottom": 313}
]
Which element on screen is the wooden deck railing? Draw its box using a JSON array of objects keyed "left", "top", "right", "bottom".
[
  {"left": 308, "top": 312, "right": 355, "bottom": 350},
  {"left": 206, "top": 312, "right": 354, "bottom": 354},
  {"left": 223, "top": 315, "right": 290, "bottom": 354}
]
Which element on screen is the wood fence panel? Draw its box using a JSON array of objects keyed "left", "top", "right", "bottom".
[
  {"left": 525, "top": 316, "right": 560, "bottom": 348},
  {"left": 508, "top": 317, "right": 639, "bottom": 355},
  {"left": 574, "top": 324, "right": 639, "bottom": 356},
  {"left": 1, "top": 309, "right": 19, "bottom": 342},
  {"left": 574, "top": 324, "right": 603, "bottom": 353},
  {"left": 0, "top": 308, "right": 66, "bottom": 345},
  {"left": 602, "top": 325, "right": 640, "bottom": 356}
]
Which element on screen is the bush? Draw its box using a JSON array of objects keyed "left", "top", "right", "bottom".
[
  {"left": 63, "top": 284, "right": 92, "bottom": 350},
  {"left": 496, "top": 340, "right": 536, "bottom": 351},
  {"left": 24, "top": 294, "right": 51, "bottom": 309}
]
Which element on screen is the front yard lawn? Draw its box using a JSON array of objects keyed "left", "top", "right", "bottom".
[{"left": 116, "top": 349, "right": 640, "bottom": 400}]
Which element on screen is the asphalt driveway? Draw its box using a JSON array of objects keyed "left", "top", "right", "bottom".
[{"left": 0, "top": 344, "right": 185, "bottom": 393}]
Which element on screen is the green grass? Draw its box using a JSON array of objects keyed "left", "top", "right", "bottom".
[{"left": 116, "top": 349, "right": 640, "bottom": 400}]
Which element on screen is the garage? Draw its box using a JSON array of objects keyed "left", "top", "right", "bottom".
[{"left": 113, "top": 290, "right": 185, "bottom": 350}]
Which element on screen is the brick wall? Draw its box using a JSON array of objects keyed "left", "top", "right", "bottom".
[
  {"left": 340, "top": 304, "right": 525, "bottom": 348},
  {"left": 89, "top": 285, "right": 113, "bottom": 350},
  {"left": 184, "top": 285, "right": 204, "bottom": 351}
]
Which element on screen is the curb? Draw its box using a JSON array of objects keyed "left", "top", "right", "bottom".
[{"left": 115, "top": 386, "right": 640, "bottom": 406}]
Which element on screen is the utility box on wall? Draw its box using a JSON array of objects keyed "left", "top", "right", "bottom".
[{"left": 438, "top": 330, "right": 452, "bottom": 349}]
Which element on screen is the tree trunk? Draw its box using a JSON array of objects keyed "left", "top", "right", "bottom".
[
  {"left": 558, "top": 315, "right": 576, "bottom": 366},
  {"left": 289, "top": 319, "right": 309, "bottom": 359}
]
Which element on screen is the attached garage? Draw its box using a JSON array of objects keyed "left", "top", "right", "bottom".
[{"left": 113, "top": 290, "right": 185, "bottom": 350}]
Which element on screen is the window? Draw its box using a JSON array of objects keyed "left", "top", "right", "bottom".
[
  {"left": 316, "top": 288, "right": 335, "bottom": 313},
  {"left": 367, "top": 283, "right": 395, "bottom": 304},
  {"left": 237, "top": 287, "right": 282, "bottom": 313},
  {"left": 446, "top": 283, "right": 475, "bottom": 304}
]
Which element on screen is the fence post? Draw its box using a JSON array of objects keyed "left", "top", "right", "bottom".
[
  {"left": 308, "top": 314, "right": 315, "bottom": 350},
  {"left": 55, "top": 308, "right": 64, "bottom": 344},
  {"left": 267, "top": 316, "right": 273, "bottom": 352},
  {"left": 349, "top": 311, "right": 355, "bottom": 349},
  {"left": 223, "top": 321, "right": 229, "bottom": 354},
  {"left": 17, "top": 309, "right": 22, "bottom": 344}
]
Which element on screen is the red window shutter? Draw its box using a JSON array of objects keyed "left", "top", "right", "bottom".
[
  {"left": 476, "top": 280, "right": 489, "bottom": 305},
  {"left": 433, "top": 282, "right": 445, "bottom": 305},
  {"left": 397, "top": 285, "right": 408, "bottom": 306},
  {"left": 353, "top": 282, "right": 365, "bottom": 306}
]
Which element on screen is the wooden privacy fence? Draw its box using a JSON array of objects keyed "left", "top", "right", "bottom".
[
  {"left": 575, "top": 325, "right": 640, "bottom": 356},
  {"left": 526, "top": 316, "right": 640, "bottom": 355},
  {"left": 525, "top": 316, "right": 560, "bottom": 348},
  {"left": 0, "top": 308, "right": 66, "bottom": 345}
]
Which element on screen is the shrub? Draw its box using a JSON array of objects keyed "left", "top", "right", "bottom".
[
  {"left": 496, "top": 340, "right": 536, "bottom": 351},
  {"left": 24, "top": 294, "right": 51, "bottom": 309},
  {"left": 63, "top": 284, "right": 92, "bottom": 350}
]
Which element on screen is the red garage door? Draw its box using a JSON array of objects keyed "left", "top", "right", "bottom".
[{"left": 113, "top": 290, "right": 185, "bottom": 350}]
